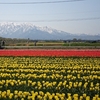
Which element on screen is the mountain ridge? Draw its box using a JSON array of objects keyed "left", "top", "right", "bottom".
[{"left": 0, "top": 22, "right": 100, "bottom": 40}]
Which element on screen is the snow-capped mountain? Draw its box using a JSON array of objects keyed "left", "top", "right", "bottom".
[{"left": 0, "top": 22, "right": 100, "bottom": 40}]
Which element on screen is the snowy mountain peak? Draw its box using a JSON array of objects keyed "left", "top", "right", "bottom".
[
  {"left": 0, "top": 22, "right": 100, "bottom": 40},
  {"left": 0, "top": 22, "right": 57, "bottom": 34}
]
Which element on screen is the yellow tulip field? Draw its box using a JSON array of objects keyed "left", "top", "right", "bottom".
[{"left": 0, "top": 56, "right": 100, "bottom": 100}]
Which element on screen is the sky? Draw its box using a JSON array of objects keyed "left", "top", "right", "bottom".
[{"left": 0, "top": 0, "right": 100, "bottom": 35}]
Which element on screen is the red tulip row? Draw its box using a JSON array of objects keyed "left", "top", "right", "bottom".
[{"left": 0, "top": 49, "right": 100, "bottom": 57}]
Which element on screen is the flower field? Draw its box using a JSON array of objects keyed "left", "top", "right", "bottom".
[
  {"left": 0, "top": 49, "right": 100, "bottom": 57},
  {"left": 0, "top": 49, "right": 100, "bottom": 100}
]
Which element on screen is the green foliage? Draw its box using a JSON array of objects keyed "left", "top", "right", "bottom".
[{"left": 62, "top": 42, "right": 100, "bottom": 47}]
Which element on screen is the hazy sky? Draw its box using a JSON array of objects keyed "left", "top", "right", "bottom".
[{"left": 0, "top": 0, "right": 100, "bottom": 35}]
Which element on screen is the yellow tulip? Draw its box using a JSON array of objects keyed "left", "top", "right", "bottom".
[
  {"left": 9, "top": 93, "right": 13, "bottom": 99},
  {"left": 7, "top": 90, "right": 11, "bottom": 96},
  {"left": 86, "top": 96, "right": 90, "bottom": 100}
]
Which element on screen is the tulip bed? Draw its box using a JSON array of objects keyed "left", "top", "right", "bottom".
[
  {"left": 0, "top": 55, "right": 100, "bottom": 100},
  {"left": 0, "top": 49, "right": 100, "bottom": 57}
]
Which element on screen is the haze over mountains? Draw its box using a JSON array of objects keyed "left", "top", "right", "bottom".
[{"left": 0, "top": 22, "right": 100, "bottom": 40}]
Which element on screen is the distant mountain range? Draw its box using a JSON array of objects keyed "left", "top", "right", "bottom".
[{"left": 0, "top": 22, "right": 100, "bottom": 40}]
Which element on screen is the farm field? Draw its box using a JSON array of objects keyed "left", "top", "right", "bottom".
[{"left": 0, "top": 49, "right": 100, "bottom": 100}]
